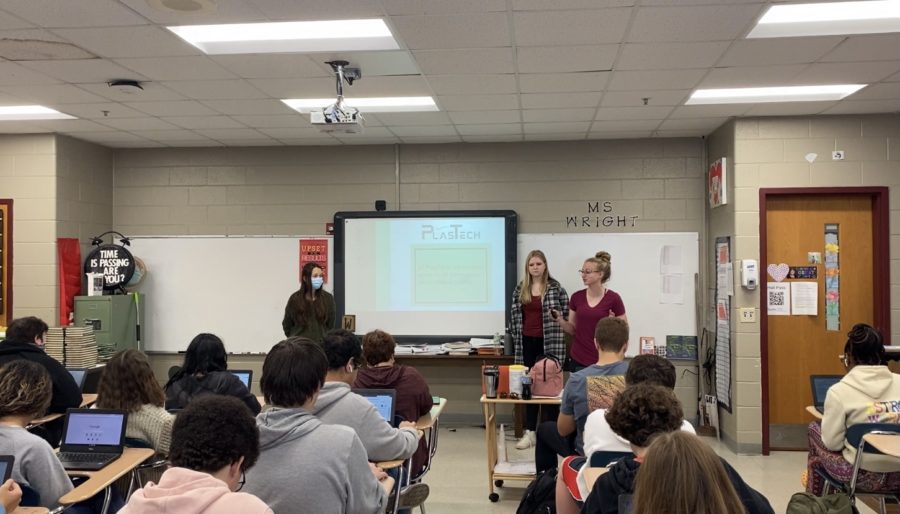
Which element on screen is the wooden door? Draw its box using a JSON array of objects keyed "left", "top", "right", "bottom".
[{"left": 765, "top": 195, "right": 875, "bottom": 450}]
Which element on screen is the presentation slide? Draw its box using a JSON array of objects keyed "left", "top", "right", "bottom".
[{"left": 343, "top": 216, "right": 509, "bottom": 337}]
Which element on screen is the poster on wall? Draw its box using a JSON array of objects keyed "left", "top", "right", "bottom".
[
  {"left": 708, "top": 158, "right": 727, "bottom": 208},
  {"left": 714, "top": 236, "right": 732, "bottom": 411},
  {"left": 299, "top": 239, "right": 329, "bottom": 283}
]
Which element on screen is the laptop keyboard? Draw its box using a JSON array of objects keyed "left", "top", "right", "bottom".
[{"left": 59, "top": 452, "right": 115, "bottom": 463}]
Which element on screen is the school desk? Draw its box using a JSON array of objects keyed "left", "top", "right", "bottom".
[
  {"left": 862, "top": 433, "right": 900, "bottom": 458},
  {"left": 28, "top": 394, "right": 98, "bottom": 427},
  {"left": 59, "top": 448, "right": 154, "bottom": 514}
]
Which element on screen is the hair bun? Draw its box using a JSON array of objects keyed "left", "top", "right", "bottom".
[
  {"left": 596, "top": 251, "right": 611, "bottom": 262},
  {"left": 847, "top": 323, "right": 872, "bottom": 344}
]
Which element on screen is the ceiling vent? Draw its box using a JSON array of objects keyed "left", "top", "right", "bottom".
[
  {"left": 108, "top": 80, "right": 144, "bottom": 95},
  {"left": 146, "top": 0, "right": 216, "bottom": 13}
]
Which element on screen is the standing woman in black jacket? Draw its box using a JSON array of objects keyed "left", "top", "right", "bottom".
[{"left": 165, "top": 333, "right": 261, "bottom": 414}]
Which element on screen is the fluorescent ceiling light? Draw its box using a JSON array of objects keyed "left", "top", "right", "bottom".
[
  {"left": 686, "top": 85, "right": 866, "bottom": 104},
  {"left": 167, "top": 19, "right": 400, "bottom": 54},
  {"left": 283, "top": 97, "right": 438, "bottom": 113},
  {"left": 0, "top": 105, "right": 75, "bottom": 121},
  {"left": 748, "top": 0, "right": 900, "bottom": 38}
]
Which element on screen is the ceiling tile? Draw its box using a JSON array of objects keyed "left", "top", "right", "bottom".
[
  {"left": 310, "top": 51, "right": 420, "bottom": 76},
  {"left": 54, "top": 102, "right": 147, "bottom": 119},
  {"left": 850, "top": 83, "right": 900, "bottom": 101},
  {"left": 413, "top": 48, "right": 515, "bottom": 75},
  {"left": 698, "top": 65, "right": 807, "bottom": 88},
  {"left": 278, "top": 137, "right": 340, "bottom": 145},
  {"left": 447, "top": 110, "right": 521, "bottom": 124},
  {"left": 126, "top": 101, "right": 220, "bottom": 117},
  {"left": 77, "top": 82, "right": 185, "bottom": 102},
  {"left": 250, "top": 75, "right": 432, "bottom": 98},
  {"left": 627, "top": 4, "right": 764, "bottom": 43},
  {"left": 0, "top": 29, "right": 93, "bottom": 60},
  {"left": 400, "top": 135, "right": 462, "bottom": 143},
  {"left": 461, "top": 134, "right": 523, "bottom": 142},
  {"left": 595, "top": 106, "right": 674, "bottom": 120},
  {"left": 517, "top": 45, "right": 618, "bottom": 73},
  {"left": 128, "top": 129, "right": 203, "bottom": 141},
  {"left": 118, "top": 0, "right": 267, "bottom": 24},
  {"left": 194, "top": 128, "right": 270, "bottom": 140},
  {"left": 1, "top": 0, "right": 148, "bottom": 27},
  {"left": 513, "top": 9, "right": 630, "bottom": 46},
  {"left": 162, "top": 116, "right": 247, "bottom": 129},
  {"left": 887, "top": 71, "right": 900, "bottom": 82},
  {"left": 588, "top": 131, "right": 653, "bottom": 139},
  {"left": 19, "top": 59, "right": 148, "bottom": 83},
  {"left": 162, "top": 80, "right": 268, "bottom": 100},
  {"left": 718, "top": 37, "right": 843, "bottom": 67},
  {"left": 391, "top": 13, "right": 511, "bottom": 49},
  {"left": 743, "top": 102, "right": 836, "bottom": 116},
  {"left": 821, "top": 34, "right": 900, "bottom": 63},
  {"left": 0, "top": 61, "right": 61, "bottom": 86},
  {"left": 617, "top": 42, "right": 729, "bottom": 70},
  {"left": 231, "top": 115, "right": 312, "bottom": 128},
  {"left": 601, "top": 90, "right": 690, "bottom": 107},
  {"left": 257, "top": 127, "right": 341, "bottom": 139},
  {"left": 653, "top": 129, "right": 705, "bottom": 137},
  {"left": 437, "top": 94, "right": 519, "bottom": 111},
  {"left": 51, "top": 26, "right": 200, "bottom": 59},
  {"left": 788, "top": 61, "right": 900, "bottom": 85},
  {"left": 513, "top": 0, "right": 635, "bottom": 9},
  {"left": 211, "top": 54, "right": 331, "bottom": 79},
  {"left": 368, "top": 112, "right": 452, "bottom": 125},
  {"left": 73, "top": 131, "right": 157, "bottom": 144},
  {"left": 0, "top": 83, "right": 108, "bottom": 103},
  {"left": 669, "top": 104, "right": 751, "bottom": 118},
  {"left": 524, "top": 133, "right": 588, "bottom": 141},
  {"left": 36, "top": 119, "right": 112, "bottom": 132},
  {"left": 658, "top": 117, "right": 728, "bottom": 131},
  {"left": 823, "top": 99, "right": 900, "bottom": 115},
  {"left": 114, "top": 56, "right": 236, "bottom": 81},
  {"left": 523, "top": 121, "right": 591, "bottom": 134},
  {"left": 384, "top": 0, "right": 505, "bottom": 15},
  {"left": 518, "top": 72, "right": 610, "bottom": 93},
  {"left": 248, "top": 0, "right": 386, "bottom": 19},
  {"left": 0, "top": 10, "right": 33, "bottom": 29},
  {"left": 522, "top": 108, "right": 595, "bottom": 122},
  {"left": 590, "top": 119, "right": 662, "bottom": 132},
  {"left": 428, "top": 75, "right": 516, "bottom": 95},
  {"left": 389, "top": 125, "right": 458, "bottom": 137},
  {"left": 202, "top": 99, "right": 296, "bottom": 116},
  {"left": 153, "top": 139, "right": 224, "bottom": 147},
  {"left": 521, "top": 92, "right": 601, "bottom": 109},
  {"left": 98, "top": 117, "right": 180, "bottom": 131},
  {"left": 456, "top": 123, "right": 523, "bottom": 136},
  {"left": 607, "top": 69, "right": 706, "bottom": 91}
]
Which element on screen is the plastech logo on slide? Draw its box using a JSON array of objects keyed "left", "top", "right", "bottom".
[{"left": 421, "top": 224, "right": 481, "bottom": 240}]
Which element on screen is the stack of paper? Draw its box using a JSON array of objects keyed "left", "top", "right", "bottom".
[
  {"left": 45, "top": 327, "right": 98, "bottom": 367},
  {"left": 441, "top": 341, "right": 473, "bottom": 355}
]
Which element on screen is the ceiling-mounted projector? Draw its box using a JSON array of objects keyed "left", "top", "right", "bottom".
[{"left": 310, "top": 60, "right": 364, "bottom": 134}]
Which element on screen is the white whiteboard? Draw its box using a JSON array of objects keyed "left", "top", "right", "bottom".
[
  {"left": 517, "top": 233, "right": 699, "bottom": 358},
  {"left": 128, "top": 236, "right": 333, "bottom": 353}
]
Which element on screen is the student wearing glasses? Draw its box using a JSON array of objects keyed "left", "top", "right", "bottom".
[
  {"left": 120, "top": 395, "right": 272, "bottom": 514},
  {"left": 552, "top": 251, "right": 627, "bottom": 371}
]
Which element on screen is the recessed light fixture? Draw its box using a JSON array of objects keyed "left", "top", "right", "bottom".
[
  {"left": 167, "top": 19, "right": 400, "bottom": 54},
  {"left": 0, "top": 105, "right": 76, "bottom": 121},
  {"left": 282, "top": 97, "right": 438, "bottom": 113},
  {"left": 686, "top": 85, "right": 866, "bottom": 104},
  {"left": 747, "top": 0, "right": 900, "bottom": 38}
]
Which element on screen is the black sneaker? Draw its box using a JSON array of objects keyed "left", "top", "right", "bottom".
[{"left": 398, "top": 483, "right": 430, "bottom": 509}]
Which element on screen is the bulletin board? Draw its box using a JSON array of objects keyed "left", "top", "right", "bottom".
[
  {"left": 517, "top": 232, "right": 699, "bottom": 358},
  {"left": 127, "top": 235, "right": 333, "bottom": 353}
]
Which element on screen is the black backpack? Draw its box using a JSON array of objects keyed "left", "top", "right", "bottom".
[{"left": 517, "top": 467, "right": 557, "bottom": 514}]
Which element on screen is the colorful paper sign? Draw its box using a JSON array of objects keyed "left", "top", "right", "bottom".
[{"left": 299, "top": 238, "right": 329, "bottom": 283}]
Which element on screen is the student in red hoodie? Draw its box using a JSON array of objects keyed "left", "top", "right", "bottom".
[
  {"left": 120, "top": 395, "right": 272, "bottom": 514},
  {"left": 354, "top": 329, "right": 432, "bottom": 477}
]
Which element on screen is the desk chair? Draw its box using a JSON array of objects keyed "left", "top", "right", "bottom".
[
  {"left": 122, "top": 438, "right": 168, "bottom": 499},
  {"left": 816, "top": 423, "right": 900, "bottom": 514}
]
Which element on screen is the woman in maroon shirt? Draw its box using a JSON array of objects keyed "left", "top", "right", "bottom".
[{"left": 552, "top": 251, "right": 627, "bottom": 370}]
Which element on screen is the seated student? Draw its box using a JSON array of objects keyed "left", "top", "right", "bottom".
[
  {"left": 0, "top": 316, "right": 81, "bottom": 444},
  {"left": 243, "top": 337, "right": 393, "bottom": 514},
  {"left": 96, "top": 350, "right": 175, "bottom": 455},
  {"left": 535, "top": 317, "right": 630, "bottom": 474},
  {"left": 120, "top": 395, "right": 272, "bottom": 514},
  {"left": 165, "top": 333, "right": 261, "bottom": 414},
  {"left": 806, "top": 323, "right": 900, "bottom": 495},
  {"left": 0, "top": 360, "right": 74, "bottom": 508},
  {"left": 353, "top": 329, "right": 432, "bottom": 477},
  {"left": 0, "top": 479, "right": 22, "bottom": 514},
  {"left": 580, "top": 384, "right": 773, "bottom": 514},
  {"left": 631, "top": 431, "right": 752, "bottom": 514},
  {"left": 556, "top": 354, "right": 695, "bottom": 514},
  {"left": 314, "top": 330, "right": 419, "bottom": 462}
]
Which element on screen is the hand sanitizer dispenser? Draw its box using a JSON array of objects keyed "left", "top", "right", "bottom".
[{"left": 741, "top": 259, "right": 758, "bottom": 290}]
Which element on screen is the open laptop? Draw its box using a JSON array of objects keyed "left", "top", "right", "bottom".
[
  {"left": 230, "top": 370, "right": 253, "bottom": 389},
  {"left": 67, "top": 368, "right": 87, "bottom": 391},
  {"left": 0, "top": 455, "right": 13, "bottom": 481},
  {"left": 353, "top": 389, "right": 396, "bottom": 426},
  {"left": 810, "top": 375, "right": 843, "bottom": 414},
  {"left": 57, "top": 409, "right": 128, "bottom": 471}
]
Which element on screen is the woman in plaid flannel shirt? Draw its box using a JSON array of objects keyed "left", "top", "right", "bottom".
[{"left": 510, "top": 250, "right": 569, "bottom": 449}]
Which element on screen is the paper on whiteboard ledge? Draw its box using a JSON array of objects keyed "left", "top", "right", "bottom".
[
  {"left": 660, "top": 274, "right": 684, "bottom": 304},
  {"left": 660, "top": 245, "right": 683, "bottom": 274}
]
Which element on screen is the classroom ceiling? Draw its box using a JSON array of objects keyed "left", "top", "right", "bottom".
[{"left": 0, "top": 0, "right": 897, "bottom": 148}]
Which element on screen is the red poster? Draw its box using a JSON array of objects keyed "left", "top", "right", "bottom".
[
  {"left": 708, "top": 157, "right": 727, "bottom": 208},
  {"left": 299, "top": 239, "right": 329, "bottom": 283}
]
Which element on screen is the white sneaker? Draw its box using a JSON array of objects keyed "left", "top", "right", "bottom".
[{"left": 515, "top": 430, "right": 536, "bottom": 450}]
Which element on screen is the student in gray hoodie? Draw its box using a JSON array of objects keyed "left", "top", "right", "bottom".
[
  {"left": 314, "top": 329, "right": 420, "bottom": 462},
  {"left": 243, "top": 337, "right": 394, "bottom": 514}
]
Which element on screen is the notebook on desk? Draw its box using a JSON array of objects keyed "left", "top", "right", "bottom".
[
  {"left": 354, "top": 389, "right": 396, "bottom": 426},
  {"left": 57, "top": 409, "right": 128, "bottom": 471},
  {"left": 67, "top": 368, "right": 87, "bottom": 391},
  {"left": 230, "top": 370, "right": 253, "bottom": 389},
  {"left": 810, "top": 375, "right": 843, "bottom": 414}
]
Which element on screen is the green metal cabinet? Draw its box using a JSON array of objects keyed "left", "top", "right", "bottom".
[{"left": 73, "top": 293, "right": 144, "bottom": 358}]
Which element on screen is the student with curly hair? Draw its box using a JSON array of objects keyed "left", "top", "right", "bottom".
[
  {"left": 96, "top": 349, "right": 175, "bottom": 455},
  {"left": 165, "top": 333, "right": 261, "bottom": 414},
  {"left": 0, "top": 360, "right": 74, "bottom": 508},
  {"left": 120, "top": 395, "right": 272, "bottom": 514},
  {"left": 806, "top": 323, "right": 900, "bottom": 495}
]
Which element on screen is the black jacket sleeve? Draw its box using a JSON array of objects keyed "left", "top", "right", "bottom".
[
  {"left": 42, "top": 355, "right": 82, "bottom": 413},
  {"left": 220, "top": 373, "right": 262, "bottom": 415},
  {"left": 722, "top": 460, "right": 775, "bottom": 514}
]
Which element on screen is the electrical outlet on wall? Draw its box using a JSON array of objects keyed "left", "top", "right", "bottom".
[
  {"left": 739, "top": 307, "right": 756, "bottom": 323},
  {"left": 832, "top": 150, "right": 845, "bottom": 160}
]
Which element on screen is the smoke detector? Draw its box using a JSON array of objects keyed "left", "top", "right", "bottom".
[
  {"left": 146, "top": 0, "right": 216, "bottom": 13},
  {"left": 107, "top": 80, "right": 144, "bottom": 95}
]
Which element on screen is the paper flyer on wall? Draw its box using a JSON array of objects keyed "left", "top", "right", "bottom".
[
  {"left": 766, "top": 282, "right": 790, "bottom": 315},
  {"left": 791, "top": 282, "right": 818, "bottom": 315}
]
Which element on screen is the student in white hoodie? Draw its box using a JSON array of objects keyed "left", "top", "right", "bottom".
[
  {"left": 120, "top": 395, "right": 272, "bottom": 514},
  {"left": 806, "top": 323, "right": 900, "bottom": 495}
]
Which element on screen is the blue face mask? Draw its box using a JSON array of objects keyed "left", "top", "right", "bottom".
[{"left": 311, "top": 277, "right": 324, "bottom": 290}]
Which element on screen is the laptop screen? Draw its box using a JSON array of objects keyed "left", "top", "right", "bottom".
[
  {"left": 230, "top": 370, "right": 252, "bottom": 388},
  {"left": 353, "top": 389, "right": 395, "bottom": 424},
  {"left": 64, "top": 412, "right": 125, "bottom": 446},
  {"left": 68, "top": 369, "right": 87, "bottom": 390},
  {"left": 811, "top": 375, "right": 842, "bottom": 407}
]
